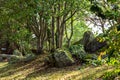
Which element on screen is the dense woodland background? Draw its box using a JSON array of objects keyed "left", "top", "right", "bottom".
[{"left": 0, "top": 0, "right": 120, "bottom": 80}]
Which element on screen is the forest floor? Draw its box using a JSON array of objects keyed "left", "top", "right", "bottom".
[{"left": 0, "top": 53, "right": 119, "bottom": 80}]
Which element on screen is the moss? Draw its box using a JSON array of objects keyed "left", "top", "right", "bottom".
[{"left": 64, "top": 50, "right": 74, "bottom": 63}]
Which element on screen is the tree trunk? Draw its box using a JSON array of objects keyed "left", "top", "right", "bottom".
[
  {"left": 56, "top": 3, "right": 61, "bottom": 48},
  {"left": 37, "top": 37, "right": 42, "bottom": 54},
  {"left": 51, "top": 6, "right": 55, "bottom": 52}
]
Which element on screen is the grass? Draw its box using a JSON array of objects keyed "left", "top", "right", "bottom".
[{"left": 0, "top": 53, "right": 119, "bottom": 80}]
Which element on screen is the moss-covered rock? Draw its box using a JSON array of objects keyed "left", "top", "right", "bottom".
[
  {"left": 54, "top": 50, "right": 74, "bottom": 67},
  {"left": 45, "top": 49, "right": 75, "bottom": 68},
  {"left": 9, "top": 54, "right": 36, "bottom": 64}
]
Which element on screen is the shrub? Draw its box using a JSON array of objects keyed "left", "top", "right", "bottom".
[
  {"left": 102, "top": 69, "right": 120, "bottom": 80},
  {"left": 87, "top": 59, "right": 106, "bottom": 66},
  {"left": 69, "top": 44, "right": 87, "bottom": 62}
]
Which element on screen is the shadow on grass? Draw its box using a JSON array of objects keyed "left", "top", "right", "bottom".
[
  {"left": 74, "top": 65, "right": 115, "bottom": 80},
  {"left": 0, "top": 54, "right": 118, "bottom": 80},
  {"left": 24, "top": 64, "right": 116, "bottom": 80},
  {"left": 0, "top": 54, "right": 47, "bottom": 79},
  {"left": 24, "top": 64, "right": 79, "bottom": 80}
]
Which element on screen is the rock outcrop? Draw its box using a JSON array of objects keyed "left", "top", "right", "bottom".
[
  {"left": 45, "top": 49, "right": 75, "bottom": 67},
  {"left": 83, "top": 31, "right": 107, "bottom": 53}
]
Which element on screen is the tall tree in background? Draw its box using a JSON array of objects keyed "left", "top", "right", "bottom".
[{"left": 0, "top": 0, "right": 90, "bottom": 54}]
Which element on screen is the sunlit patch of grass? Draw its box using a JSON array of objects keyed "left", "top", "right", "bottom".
[
  {"left": 0, "top": 54, "right": 47, "bottom": 80},
  {"left": 24, "top": 64, "right": 116, "bottom": 80},
  {"left": 0, "top": 53, "right": 119, "bottom": 80},
  {"left": 0, "top": 62, "right": 8, "bottom": 68}
]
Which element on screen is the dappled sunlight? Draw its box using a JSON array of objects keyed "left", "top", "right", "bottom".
[
  {"left": 24, "top": 64, "right": 116, "bottom": 80},
  {"left": 60, "top": 65, "right": 115, "bottom": 80},
  {"left": 0, "top": 0, "right": 120, "bottom": 80},
  {"left": 0, "top": 52, "right": 119, "bottom": 80},
  {"left": 0, "top": 56, "right": 119, "bottom": 80},
  {"left": 0, "top": 62, "right": 8, "bottom": 68},
  {"left": 0, "top": 54, "right": 48, "bottom": 80}
]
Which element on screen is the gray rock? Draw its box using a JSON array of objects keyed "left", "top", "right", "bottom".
[
  {"left": 83, "top": 31, "right": 95, "bottom": 46},
  {"left": 45, "top": 50, "right": 74, "bottom": 67},
  {"left": 83, "top": 31, "right": 107, "bottom": 53},
  {"left": 84, "top": 38, "right": 107, "bottom": 53},
  {"left": 54, "top": 50, "right": 74, "bottom": 67}
]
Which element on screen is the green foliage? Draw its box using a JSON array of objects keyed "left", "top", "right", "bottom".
[
  {"left": 90, "top": 4, "right": 106, "bottom": 19},
  {"left": 13, "top": 49, "right": 23, "bottom": 56},
  {"left": 102, "top": 69, "right": 120, "bottom": 80},
  {"left": 107, "top": 0, "right": 118, "bottom": 3},
  {"left": 85, "top": 54, "right": 98, "bottom": 60},
  {"left": 89, "top": 0, "right": 120, "bottom": 20},
  {"left": 89, "top": 0, "right": 120, "bottom": 63},
  {"left": 71, "top": 21, "right": 90, "bottom": 43},
  {"left": 107, "top": 57, "right": 120, "bottom": 65},
  {"left": 69, "top": 44, "right": 86, "bottom": 61},
  {"left": 87, "top": 59, "right": 106, "bottom": 66},
  {"left": 103, "top": 26, "right": 120, "bottom": 61},
  {"left": 0, "top": 0, "right": 91, "bottom": 52},
  {"left": 107, "top": 27, "right": 120, "bottom": 52},
  {"left": 90, "top": 5, "right": 102, "bottom": 13}
]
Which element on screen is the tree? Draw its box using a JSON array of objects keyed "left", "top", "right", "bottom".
[
  {"left": 0, "top": 0, "right": 90, "bottom": 54},
  {"left": 89, "top": 0, "right": 120, "bottom": 60}
]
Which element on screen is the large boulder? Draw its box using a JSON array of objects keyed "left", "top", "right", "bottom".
[
  {"left": 83, "top": 31, "right": 107, "bottom": 53},
  {"left": 84, "top": 38, "right": 107, "bottom": 53},
  {"left": 83, "top": 31, "right": 95, "bottom": 46},
  {"left": 45, "top": 50, "right": 75, "bottom": 68}
]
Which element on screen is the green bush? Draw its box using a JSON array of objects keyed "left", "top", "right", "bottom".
[
  {"left": 69, "top": 44, "right": 87, "bottom": 61},
  {"left": 102, "top": 69, "right": 120, "bottom": 80},
  {"left": 107, "top": 57, "right": 120, "bottom": 65},
  {"left": 86, "top": 59, "right": 106, "bottom": 66}
]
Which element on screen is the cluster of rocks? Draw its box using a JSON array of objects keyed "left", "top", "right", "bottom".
[
  {"left": 0, "top": 31, "right": 107, "bottom": 68},
  {"left": 45, "top": 31, "right": 107, "bottom": 68}
]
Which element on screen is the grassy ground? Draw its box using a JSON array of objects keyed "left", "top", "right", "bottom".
[{"left": 0, "top": 54, "right": 119, "bottom": 80}]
